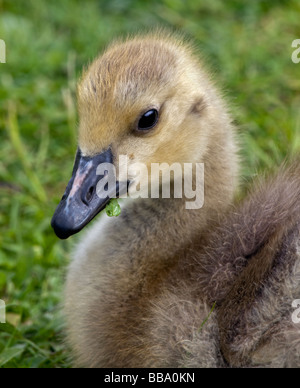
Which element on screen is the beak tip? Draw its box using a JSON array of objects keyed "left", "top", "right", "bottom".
[
  {"left": 51, "top": 212, "right": 76, "bottom": 240},
  {"left": 51, "top": 220, "right": 69, "bottom": 240}
]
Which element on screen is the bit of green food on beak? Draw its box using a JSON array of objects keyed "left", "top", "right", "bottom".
[{"left": 105, "top": 199, "right": 121, "bottom": 217}]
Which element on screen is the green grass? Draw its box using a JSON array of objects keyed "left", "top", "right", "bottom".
[{"left": 0, "top": 0, "right": 299, "bottom": 368}]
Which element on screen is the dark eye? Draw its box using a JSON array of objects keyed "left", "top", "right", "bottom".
[{"left": 137, "top": 109, "right": 159, "bottom": 131}]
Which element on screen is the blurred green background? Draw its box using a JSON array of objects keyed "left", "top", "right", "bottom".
[{"left": 0, "top": 0, "right": 299, "bottom": 368}]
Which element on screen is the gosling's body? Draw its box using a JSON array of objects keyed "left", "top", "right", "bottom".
[
  {"left": 66, "top": 164, "right": 300, "bottom": 368},
  {"left": 59, "top": 33, "right": 300, "bottom": 368}
]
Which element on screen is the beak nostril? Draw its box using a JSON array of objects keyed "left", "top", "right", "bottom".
[
  {"left": 86, "top": 186, "right": 95, "bottom": 203},
  {"left": 82, "top": 186, "right": 95, "bottom": 205}
]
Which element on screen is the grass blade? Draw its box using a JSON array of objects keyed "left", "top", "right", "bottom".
[{"left": 6, "top": 102, "right": 47, "bottom": 203}]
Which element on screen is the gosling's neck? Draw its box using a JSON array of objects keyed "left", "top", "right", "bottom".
[{"left": 115, "top": 128, "right": 238, "bottom": 265}]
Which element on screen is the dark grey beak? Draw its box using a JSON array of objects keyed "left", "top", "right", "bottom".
[{"left": 51, "top": 148, "right": 124, "bottom": 240}]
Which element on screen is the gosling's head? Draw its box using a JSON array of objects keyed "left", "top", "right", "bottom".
[{"left": 52, "top": 33, "right": 234, "bottom": 239}]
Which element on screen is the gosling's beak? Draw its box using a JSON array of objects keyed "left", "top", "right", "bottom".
[{"left": 51, "top": 148, "right": 124, "bottom": 240}]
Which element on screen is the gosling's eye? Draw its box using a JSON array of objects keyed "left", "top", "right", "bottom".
[{"left": 137, "top": 109, "right": 159, "bottom": 131}]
